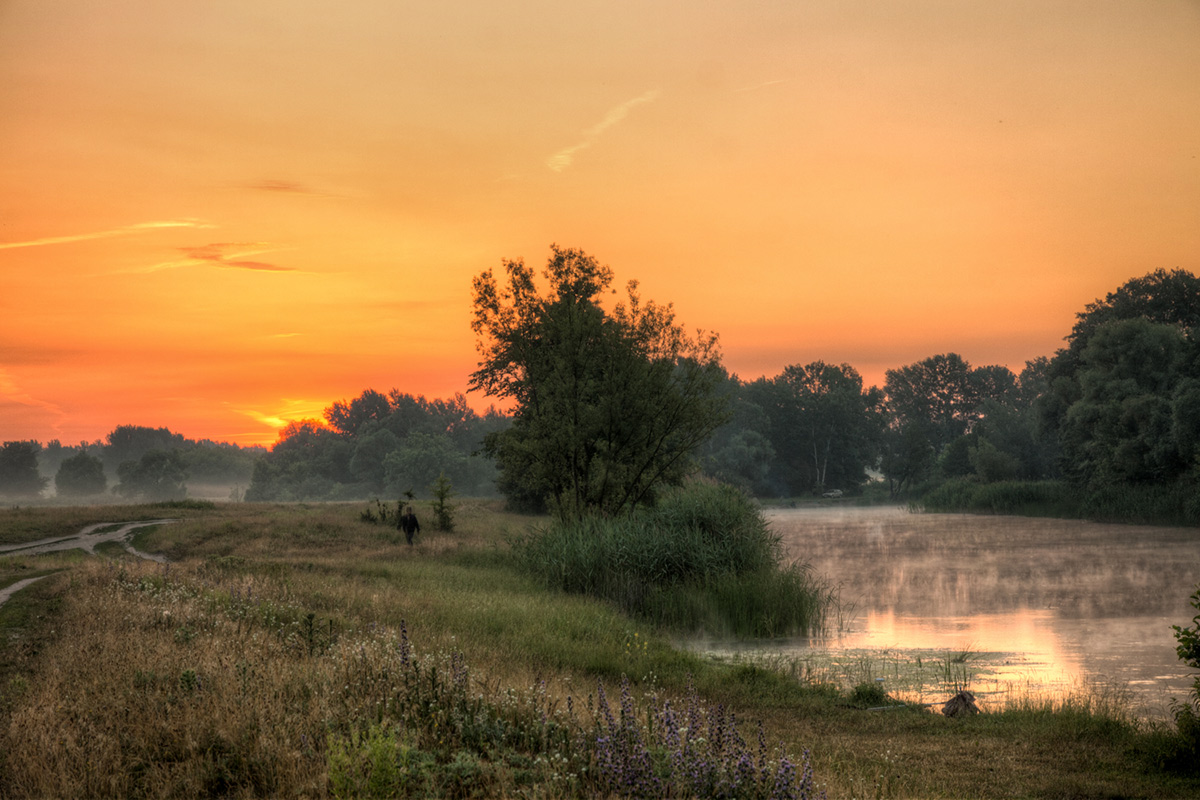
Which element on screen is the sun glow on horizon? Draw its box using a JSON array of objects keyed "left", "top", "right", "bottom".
[{"left": 2, "top": 1, "right": 1197, "bottom": 445}]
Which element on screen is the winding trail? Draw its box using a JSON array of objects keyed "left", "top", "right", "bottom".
[{"left": 0, "top": 519, "right": 178, "bottom": 609}]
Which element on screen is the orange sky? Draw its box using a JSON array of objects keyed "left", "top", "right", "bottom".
[{"left": 2, "top": 1, "right": 1199, "bottom": 446}]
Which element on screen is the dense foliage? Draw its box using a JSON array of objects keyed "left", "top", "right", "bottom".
[
  {"left": 514, "top": 482, "right": 831, "bottom": 636},
  {"left": 114, "top": 449, "right": 189, "bottom": 501},
  {"left": 10, "top": 266, "right": 1196, "bottom": 523},
  {"left": 1168, "top": 586, "right": 1200, "bottom": 770},
  {"left": 1039, "top": 269, "right": 1200, "bottom": 490},
  {"left": 245, "top": 391, "right": 507, "bottom": 501},
  {"left": 469, "top": 246, "right": 728, "bottom": 518},
  {"left": 745, "top": 362, "right": 883, "bottom": 496}
]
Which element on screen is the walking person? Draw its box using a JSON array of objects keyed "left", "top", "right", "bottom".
[{"left": 399, "top": 505, "right": 421, "bottom": 546}]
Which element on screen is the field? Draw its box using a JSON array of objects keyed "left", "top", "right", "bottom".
[{"left": 0, "top": 500, "right": 1197, "bottom": 798}]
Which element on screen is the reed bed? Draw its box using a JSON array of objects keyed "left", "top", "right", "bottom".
[{"left": 514, "top": 483, "right": 834, "bottom": 637}]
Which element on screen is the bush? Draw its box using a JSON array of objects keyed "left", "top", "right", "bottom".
[
  {"left": 1167, "top": 585, "right": 1200, "bottom": 771},
  {"left": 431, "top": 471, "right": 456, "bottom": 532},
  {"left": 514, "top": 482, "right": 831, "bottom": 636}
]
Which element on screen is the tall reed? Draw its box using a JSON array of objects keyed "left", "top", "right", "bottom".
[{"left": 513, "top": 482, "right": 832, "bottom": 636}]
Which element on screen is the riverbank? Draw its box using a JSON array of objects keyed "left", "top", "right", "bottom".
[
  {"left": 0, "top": 501, "right": 1197, "bottom": 797},
  {"left": 917, "top": 478, "right": 1200, "bottom": 527}
]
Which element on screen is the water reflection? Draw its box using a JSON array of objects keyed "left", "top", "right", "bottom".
[{"left": 703, "top": 507, "right": 1200, "bottom": 718}]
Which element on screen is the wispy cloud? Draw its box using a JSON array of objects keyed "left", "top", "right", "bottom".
[
  {"left": 736, "top": 79, "right": 786, "bottom": 93},
  {"left": 130, "top": 242, "right": 295, "bottom": 274},
  {"left": 245, "top": 179, "right": 344, "bottom": 198},
  {"left": 235, "top": 398, "right": 330, "bottom": 432},
  {"left": 182, "top": 243, "right": 294, "bottom": 272},
  {"left": 547, "top": 89, "right": 661, "bottom": 172},
  {"left": 0, "top": 219, "right": 213, "bottom": 250}
]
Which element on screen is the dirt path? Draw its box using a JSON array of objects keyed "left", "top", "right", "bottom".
[
  {"left": 0, "top": 519, "right": 178, "bottom": 561},
  {"left": 0, "top": 575, "right": 50, "bottom": 607},
  {"left": 0, "top": 519, "right": 178, "bottom": 609}
]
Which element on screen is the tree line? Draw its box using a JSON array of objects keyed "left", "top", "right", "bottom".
[
  {"left": 0, "top": 427, "right": 264, "bottom": 501},
  {"left": 705, "top": 269, "right": 1199, "bottom": 508},
  {"left": 3, "top": 253, "right": 1195, "bottom": 520},
  {"left": 466, "top": 252, "right": 1199, "bottom": 520},
  {"left": 242, "top": 392, "right": 508, "bottom": 501}
]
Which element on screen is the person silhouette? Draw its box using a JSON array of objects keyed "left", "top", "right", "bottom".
[{"left": 398, "top": 505, "right": 420, "bottom": 546}]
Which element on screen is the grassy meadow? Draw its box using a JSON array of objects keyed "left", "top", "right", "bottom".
[{"left": 0, "top": 499, "right": 1198, "bottom": 798}]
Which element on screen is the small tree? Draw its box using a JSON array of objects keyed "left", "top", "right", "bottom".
[
  {"left": 0, "top": 441, "right": 48, "bottom": 498},
  {"left": 430, "top": 471, "right": 455, "bottom": 532},
  {"left": 55, "top": 450, "right": 107, "bottom": 496}
]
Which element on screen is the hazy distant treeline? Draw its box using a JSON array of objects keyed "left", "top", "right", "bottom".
[
  {"left": 243, "top": 391, "right": 509, "bottom": 502},
  {"left": 3, "top": 268, "right": 1195, "bottom": 516},
  {"left": 0, "top": 427, "right": 264, "bottom": 502}
]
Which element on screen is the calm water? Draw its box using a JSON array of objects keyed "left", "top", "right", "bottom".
[{"left": 699, "top": 507, "right": 1200, "bottom": 718}]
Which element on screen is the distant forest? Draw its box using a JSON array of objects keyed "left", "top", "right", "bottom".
[{"left": 1, "top": 268, "right": 1196, "bottom": 519}]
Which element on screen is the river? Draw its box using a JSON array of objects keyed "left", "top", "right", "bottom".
[{"left": 696, "top": 506, "right": 1200, "bottom": 719}]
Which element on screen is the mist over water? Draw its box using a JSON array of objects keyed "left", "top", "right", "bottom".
[{"left": 709, "top": 507, "right": 1200, "bottom": 718}]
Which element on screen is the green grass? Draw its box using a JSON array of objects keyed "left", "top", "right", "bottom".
[{"left": 0, "top": 499, "right": 1197, "bottom": 797}]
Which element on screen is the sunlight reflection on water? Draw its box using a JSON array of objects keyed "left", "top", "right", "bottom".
[{"left": 694, "top": 507, "right": 1200, "bottom": 719}]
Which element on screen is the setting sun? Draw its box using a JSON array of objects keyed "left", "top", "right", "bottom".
[{"left": 3, "top": 1, "right": 1198, "bottom": 445}]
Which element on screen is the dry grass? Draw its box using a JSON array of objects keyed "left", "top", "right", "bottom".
[
  {"left": 4, "top": 560, "right": 327, "bottom": 797},
  {"left": 0, "top": 499, "right": 1197, "bottom": 798}
]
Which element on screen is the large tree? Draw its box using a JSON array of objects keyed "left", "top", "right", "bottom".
[
  {"left": 750, "top": 362, "right": 883, "bottom": 495},
  {"left": 1040, "top": 269, "right": 1200, "bottom": 485},
  {"left": 469, "top": 245, "right": 728, "bottom": 518},
  {"left": 1059, "top": 318, "right": 1193, "bottom": 485},
  {"left": 881, "top": 353, "right": 1019, "bottom": 492},
  {"left": 114, "top": 449, "right": 189, "bottom": 501},
  {"left": 103, "top": 425, "right": 186, "bottom": 475}
]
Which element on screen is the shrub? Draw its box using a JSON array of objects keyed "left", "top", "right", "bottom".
[
  {"left": 1166, "top": 585, "right": 1200, "bottom": 771},
  {"left": 514, "top": 482, "right": 831, "bottom": 636},
  {"left": 431, "top": 471, "right": 456, "bottom": 532}
]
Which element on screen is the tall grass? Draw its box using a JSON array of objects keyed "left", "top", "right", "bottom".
[
  {"left": 514, "top": 483, "right": 833, "bottom": 637},
  {"left": 0, "top": 558, "right": 819, "bottom": 799},
  {"left": 4, "top": 500, "right": 1197, "bottom": 798}
]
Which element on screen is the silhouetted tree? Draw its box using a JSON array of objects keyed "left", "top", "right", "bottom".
[
  {"left": 55, "top": 450, "right": 107, "bottom": 496},
  {"left": 1040, "top": 269, "right": 1200, "bottom": 486},
  {"left": 325, "top": 389, "right": 393, "bottom": 438},
  {"left": 470, "top": 245, "right": 728, "bottom": 518},
  {"left": 750, "top": 361, "right": 884, "bottom": 495},
  {"left": 0, "top": 441, "right": 48, "bottom": 497},
  {"left": 114, "top": 450, "right": 188, "bottom": 501},
  {"left": 103, "top": 425, "right": 186, "bottom": 475},
  {"left": 699, "top": 370, "right": 776, "bottom": 494}
]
